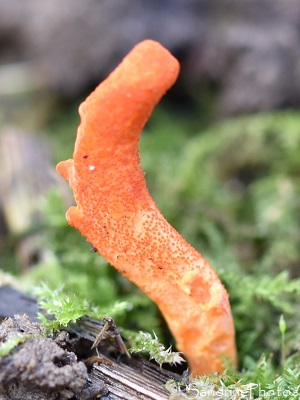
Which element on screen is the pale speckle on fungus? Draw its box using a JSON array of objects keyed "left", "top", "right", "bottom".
[{"left": 56, "top": 40, "right": 236, "bottom": 376}]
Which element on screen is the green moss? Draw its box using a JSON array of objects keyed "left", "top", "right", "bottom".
[
  {"left": 128, "top": 331, "right": 185, "bottom": 368},
  {"left": 0, "top": 335, "right": 29, "bottom": 357}
]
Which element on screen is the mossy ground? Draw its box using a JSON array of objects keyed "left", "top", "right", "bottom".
[{"left": 2, "top": 106, "right": 300, "bottom": 398}]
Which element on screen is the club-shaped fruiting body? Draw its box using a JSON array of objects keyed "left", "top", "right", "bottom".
[{"left": 57, "top": 40, "right": 237, "bottom": 375}]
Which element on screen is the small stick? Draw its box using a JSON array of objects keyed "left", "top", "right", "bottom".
[{"left": 91, "top": 316, "right": 131, "bottom": 359}]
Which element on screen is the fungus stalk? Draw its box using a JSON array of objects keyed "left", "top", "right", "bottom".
[{"left": 56, "top": 40, "right": 237, "bottom": 375}]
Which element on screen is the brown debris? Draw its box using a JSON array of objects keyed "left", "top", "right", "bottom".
[
  {"left": 0, "top": 288, "right": 180, "bottom": 399},
  {"left": 0, "top": 315, "right": 87, "bottom": 399}
]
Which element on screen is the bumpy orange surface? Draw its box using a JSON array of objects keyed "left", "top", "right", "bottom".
[{"left": 56, "top": 40, "right": 236, "bottom": 375}]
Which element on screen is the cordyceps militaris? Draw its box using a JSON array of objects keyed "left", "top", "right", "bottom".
[{"left": 56, "top": 40, "right": 237, "bottom": 376}]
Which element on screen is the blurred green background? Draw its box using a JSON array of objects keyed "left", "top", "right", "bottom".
[{"left": 0, "top": 1, "right": 300, "bottom": 375}]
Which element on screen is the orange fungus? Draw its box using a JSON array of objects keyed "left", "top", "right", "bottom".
[{"left": 56, "top": 40, "right": 237, "bottom": 375}]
